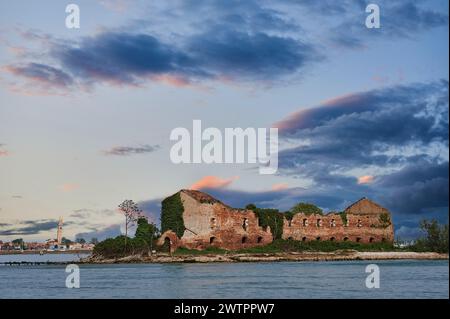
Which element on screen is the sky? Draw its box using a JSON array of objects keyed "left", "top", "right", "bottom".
[{"left": 0, "top": 0, "right": 448, "bottom": 242}]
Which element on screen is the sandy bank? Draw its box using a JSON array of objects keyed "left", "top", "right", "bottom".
[{"left": 81, "top": 251, "right": 448, "bottom": 264}]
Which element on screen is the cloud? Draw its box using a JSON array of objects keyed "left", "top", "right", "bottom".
[
  {"left": 6, "top": 2, "right": 320, "bottom": 92},
  {"left": 296, "top": 0, "right": 448, "bottom": 48},
  {"left": 5, "top": 1, "right": 447, "bottom": 93},
  {"left": 276, "top": 80, "right": 448, "bottom": 173},
  {"left": 375, "top": 160, "right": 449, "bottom": 216},
  {"left": 103, "top": 144, "right": 160, "bottom": 156},
  {"left": 0, "top": 219, "right": 61, "bottom": 236},
  {"left": 272, "top": 80, "right": 448, "bottom": 237},
  {"left": 75, "top": 224, "right": 122, "bottom": 241},
  {"left": 358, "top": 175, "right": 375, "bottom": 185},
  {"left": 395, "top": 225, "right": 424, "bottom": 241},
  {"left": 51, "top": 29, "right": 318, "bottom": 86},
  {"left": 59, "top": 183, "right": 79, "bottom": 192},
  {"left": 0, "top": 144, "right": 9, "bottom": 157},
  {"left": 190, "top": 176, "right": 239, "bottom": 191},
  {"left": 99, "top": 0, "right": 131, "bottom": 12},
  {"left": 3, "top": 63, "right": 74, "bottom": 89},
  {"left": 272, "top": 183, "right": 289, "bottom": 191}
]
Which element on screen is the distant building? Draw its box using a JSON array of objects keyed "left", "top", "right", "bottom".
[{"left": 57, "top": 217, "right": 63, "bottom": 244}]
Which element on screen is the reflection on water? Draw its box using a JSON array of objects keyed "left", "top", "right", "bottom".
[{"left": 0, "top": 259, "right": 448, "bottom": 299}]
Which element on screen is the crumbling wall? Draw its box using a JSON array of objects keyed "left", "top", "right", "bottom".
[
  {"left": 282, "top": 199, "right": 394, "bottom": 243},
  {"left": 178, "top": 190, "right": 273, "bottom": 250}
]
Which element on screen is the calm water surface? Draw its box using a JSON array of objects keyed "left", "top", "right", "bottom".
[{"left": 0, "top": 254, "right": 447, "bottom": 299}]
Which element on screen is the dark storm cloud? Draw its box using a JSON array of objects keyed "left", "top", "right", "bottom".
[
  {"left": 272, "top": 80, "right": 448, "bottom": 236},
  {"left": 7, "top": 1, "right": 446, "bottom": 90},
  {"left": 51, "top": 29, "right": 317, "bottom": 85},
  {"left": 0, "top": 219, "right": 64, "bottom": 236},
  {"left": 102, "top": 144, "right": 161, "bottom": 156},
  {"left": 376, "top": 160, "right": 449, "bottom": 216},
  {"left": 52, "top": 32, "right": 204, "bottom": 85},
  {"left": 186, "top": 28, "right": 318, "bottom": 81},
  {"left": 276, "top": 80, "right": 449, "bottom": 175}
]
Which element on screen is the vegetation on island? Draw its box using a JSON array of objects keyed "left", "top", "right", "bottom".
[
  {"left": 161, "top": 192, "right": 185, "bottom": 238},
  {"left": 94, "top": 216, "right": 159, "bottom": 258},
  {"left": 91, "top": 196, "right": 448, "bottom": 259},
  {"left": 410, "top": 219, "right": 449, "bottom": 253},
  {"left": 287, "top": 202, "right": 323, "bottom": 218}
]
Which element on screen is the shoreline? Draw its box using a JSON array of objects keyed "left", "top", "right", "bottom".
[
  {"left": 80, "top": 251, "right": 449, "bottom": 264},
  {"left": 0, "top": 250, "right": 92, "bottom": 255}
]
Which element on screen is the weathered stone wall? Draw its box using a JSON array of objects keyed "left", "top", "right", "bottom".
[
  {"left": 177, "top": 190, "right": 272, "bottom": 250},
  {"left": 282, "top": 198, "right": 394, "bottom": 243},
  {"left": 282, "top": 213, "right": 393, "bottom": 243},
  {"left": 158, "top": 191, "right": 394, "bottom": 251}
]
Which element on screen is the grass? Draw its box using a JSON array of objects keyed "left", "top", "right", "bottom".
[
  {"left": 174, "top": 246, "right": 228, "bottom": 255},
  {"left": 172, "top": 239, "right": 398, "bottom": 255},
  {"left": 235, "top": 239, "right": 396, "bottom": 253}
]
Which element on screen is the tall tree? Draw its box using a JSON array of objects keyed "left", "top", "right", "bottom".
[
  {"left": 135, "top": 217, "right": 159, "bottom": 255},
  {"left": 118, "top": 199, "right": 142, "bottom": 248}
]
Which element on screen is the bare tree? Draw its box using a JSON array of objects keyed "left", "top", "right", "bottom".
[{"left": 118, "top": 199, "right": 142, "bottom": 249}]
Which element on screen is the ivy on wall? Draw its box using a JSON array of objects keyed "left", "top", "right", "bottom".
[
  {"left": 247, "top": 204, "right": 284, "bottom": 239},
  {"left": 161, "top": 192, "right": 185, "bottom": 238},
  {"left": 339, "top": 211, "right": 348, "bottom": 226}
]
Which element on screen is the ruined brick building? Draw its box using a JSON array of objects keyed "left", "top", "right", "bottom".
[{"left": 157, "top": 189, "right": 394, "bottom": 251}]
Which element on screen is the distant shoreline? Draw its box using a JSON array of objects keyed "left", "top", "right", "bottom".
[
  {"left": 0, "top": 250, "right": 92, "bottom": 255},
  {"left": 81, "top": 251, "right": 449, "bottom": 264}
]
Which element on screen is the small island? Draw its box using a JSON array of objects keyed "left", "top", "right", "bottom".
[{"left": 85, "top": 190, "right": 449, "bottom": 264}]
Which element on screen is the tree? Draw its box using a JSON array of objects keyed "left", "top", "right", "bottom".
[
  {"left": 135, "top": 217, "right": 159, "bottom": 255},
  {"left": 416, "top": 219, "right": 449, "bottom": 253},
  {"left": 61, "top": 237, "right": 73, "bottom": 245},
  {"left": 12, "top": 238, "right": 23, "bottom": 245},
  {"left": 118, "top": 199, "right": 142, "bottom": 248},
  {"left": 290, "top": 202, "right": 323, "bottom": 216},
  {"left": 76, "top": 237, "right": 86, "bottom": 244},
  {"left": 90, "top": 237, "right": 99, "bottom": 245},
  {"left": 12, "top": 238, "right": 24, "bottom": 249}
]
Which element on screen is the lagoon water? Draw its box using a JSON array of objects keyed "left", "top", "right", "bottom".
[{"left": 0, "top": 254, "right": 448, "bottom": 299}]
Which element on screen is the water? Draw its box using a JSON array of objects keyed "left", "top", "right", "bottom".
[
  {"left": 0, "top": 254, "right": 448, "bottom": 299},
  {"left": 0, "top": 253, "right": 90, "bottom": 263}
]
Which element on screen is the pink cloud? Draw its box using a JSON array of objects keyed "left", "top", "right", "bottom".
[
  {"left": 59, "top": 183, "right": 79, "bottom": 192},
  {"left": 271, "top": 183, "right": 289, "bottom": 191},
  {"left": 357, "top": 175, "right": 375, "bottom": 185},
  {"left": 190, "top": 176, "right": 239, "bottom": 191},
  {"left": 0, "top": 150, "right": 9, "bottom": 157}
]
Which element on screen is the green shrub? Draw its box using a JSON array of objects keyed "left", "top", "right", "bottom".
[
  {"left": 411, "top": 219, "right": 449, "bottom": 253},
  {"left": 339, "top": 211, "right": 348, "bottom": 225},
  {"left": 161, "top": 192, "right": 185, "bottom": 238},
  {"left": 93, "top": 235, "right": 160, "bottom": 258},
  {"left": 289, "top": 202, "right": 323, "bottom": 218}
]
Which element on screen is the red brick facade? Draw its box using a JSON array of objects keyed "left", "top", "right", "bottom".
[{"left": 157, "top": 190, "right": 394, "bottom": 251}]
